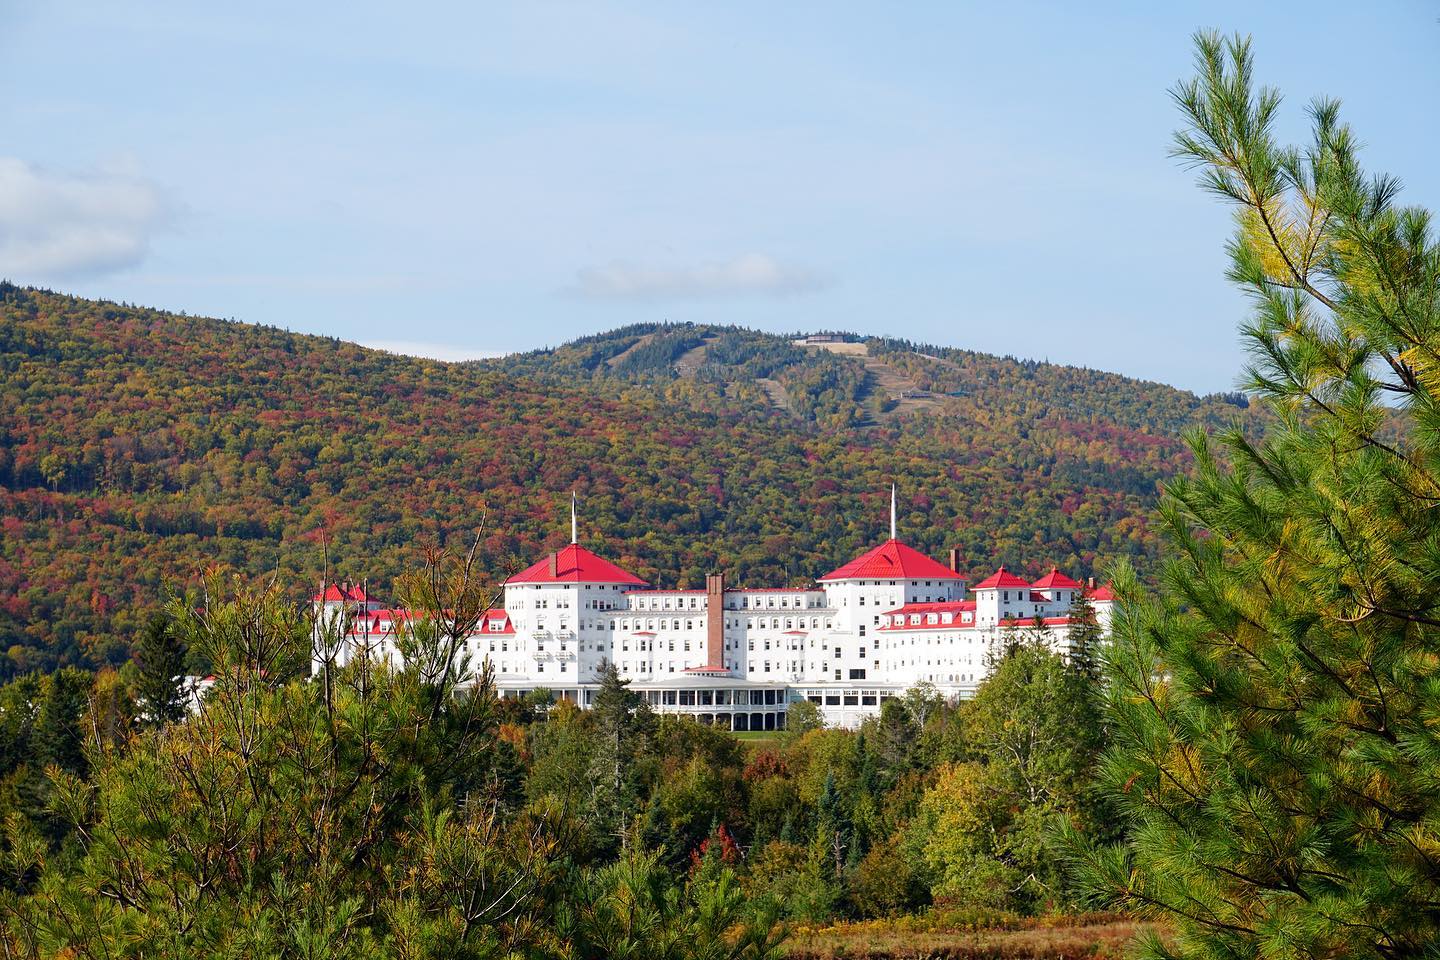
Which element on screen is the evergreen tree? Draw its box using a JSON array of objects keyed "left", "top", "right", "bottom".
[
  {"left": 589, "top": 661, "right": 654, "bottom": 852},
  {"left": 0, "top": 674, "right": 43, "bottom": 777},
  {"left": 1074, "top": 33, "right": 1440, "bottom": 959},
  {"left": 135, "top": 611, "right": 188, "bottom": 728},
  {"left": 1064, "top": 592, "right": 1104, "bottom": 686},
  {"left": 811, "top": 769, "right": 852, "bottom": 887},
  {"left": 865, "top": 699, "right": 917, "bottom": 789},
  {"left": 32, "top": 668, "right": 93, "bottom": 776}
]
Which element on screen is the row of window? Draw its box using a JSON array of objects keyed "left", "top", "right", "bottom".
[{"left": 628, "top": 594, "right": 823, "bottom": 611}]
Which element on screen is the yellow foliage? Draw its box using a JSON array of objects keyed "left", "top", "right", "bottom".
[{"left": 1236, "top": 190, "right": 1331, "bottom": 289}]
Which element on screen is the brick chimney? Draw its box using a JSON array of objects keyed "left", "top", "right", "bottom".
[
  {"left": 705, "top": 573, "right": 726, "bottom": 672},
  {"left": 548, "top": 552, "right": 558, "bottom": 578},
  {"left": 948, "top": 548, "right": 961, "bottom": 573}
]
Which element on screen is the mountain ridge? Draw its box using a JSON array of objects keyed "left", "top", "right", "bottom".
[{"left": 0, "top": 283, "right": 1254, "bottom": 674}]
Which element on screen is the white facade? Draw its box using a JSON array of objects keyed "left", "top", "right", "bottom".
[{"left": 314, "top": 536, "right": 1113, "bottom": 729}]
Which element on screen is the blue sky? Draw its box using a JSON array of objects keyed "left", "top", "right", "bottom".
[{"left": 2, "top": 2, "right": 1436, "bottom": 393}]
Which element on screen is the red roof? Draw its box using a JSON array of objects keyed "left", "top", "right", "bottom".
[
  {"left": 972, "top": 566, "right": 1030, "bottom": 590},
  {"left": 818, "top": 539, "right": 965, "bottom": 582},
  {"left": 480, "top": 610, "right": 515, "bottom": 634},
  {"left": 506, "top": 543, "right": 647, "bottom": 586},
  {"left": 880, "top": 600, "right": 976, "bottom": 616},
  {"left": 1032, "top": 568, "right": 1081, "bottom": 590},
  {"left": 1089, "top": 584, "right": 1116, "bottom": 602},
  {"left": 312, "top": 583, "right": 373, "bottom": 603},
  {"left": 879, "top": 599, "right": 980, "bottom": 631},
  {"left": 348, "top": 606, "right": 516, "bottom": 637}
]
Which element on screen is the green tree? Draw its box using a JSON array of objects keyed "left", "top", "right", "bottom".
[
  {"left": 2, "top": 555, "right": 559, "bottom": 958},
  {"left": 865, "top": 699, "right": 918, "bottom": 789},
  {"left": 913, "top": 761, "right": 1012, "bottom": 908},
  {"left": 589, "top": 661, "right": 654, "bottom": 852},
  {"left": 782, "top": 699, "right": 823, "bottom": 741},
  {"left": 0, "top": 674, "right": 43, "bottom": 777},
  {"left": 526, "top": 700, "right": 599, "bottom": 821},
  {"left": 30, "top": 668, "right": 92, "bottom": 777},
  {"left": 847, "top": 832, "right": 928, "bottom": 918},
  {"left": 555, "top": 846, "right": 785, "bottom": 960},
  {"left": 918, "top": 638, "right": 1103, "bottom": 912},
  {"left": 1074, "top": 34, "right": 1440, "bottom": 959},
  {"left": 133, "top": 612, "right": 188, "bottom": 728},
  {"left": 900, "top": 681, "right": 944, "bottom": 730},
  {"left": 1064, "top": 592, "right": 1104, "bottom": 686}
]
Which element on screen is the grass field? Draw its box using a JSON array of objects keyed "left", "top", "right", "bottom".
[
  {"left": 732, "top": 731, "right": 780, "bottom": 742},
  {"left": 782, "top": 914, "right": 1152, "bottom": 959}
]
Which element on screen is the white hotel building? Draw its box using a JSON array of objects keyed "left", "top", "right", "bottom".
[{"left": 315, "top": 498, "right": 1114, "bottom": 728}]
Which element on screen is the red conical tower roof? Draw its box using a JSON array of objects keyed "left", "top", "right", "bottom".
[
  {"left": 973, "top": 565, "right": 1031, "bottom": 590},
  {"left": 505, "top": 543, "right": 647, "bottom": 586},
  {"left": 818, "top": 540, "right": 966, "bottom": 582},
  {"left": 1032, "top": 567, "right": 1081, "bottom": 590}
]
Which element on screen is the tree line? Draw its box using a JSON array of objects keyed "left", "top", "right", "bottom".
[{"left": 0, "top": 548, "right": 1111, "bottom": 958}]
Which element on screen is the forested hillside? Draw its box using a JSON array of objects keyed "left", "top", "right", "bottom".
[{"left": 0, "top": 284, "right": 1254, "bottom": 673}]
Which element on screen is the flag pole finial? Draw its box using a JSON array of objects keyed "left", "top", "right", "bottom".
[{"left": 571, "top": 491, "right": 578, "bottom": 545}]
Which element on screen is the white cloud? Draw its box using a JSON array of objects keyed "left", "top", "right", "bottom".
[
  {"left": 360, "top": 339, "right": 506, "bottom": 363},
  {"left": 0, "top": 157, "right": 166, "bottom": 279},
  {"left": 569, "top": 253, "right": 828, "bottom": 300}
]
